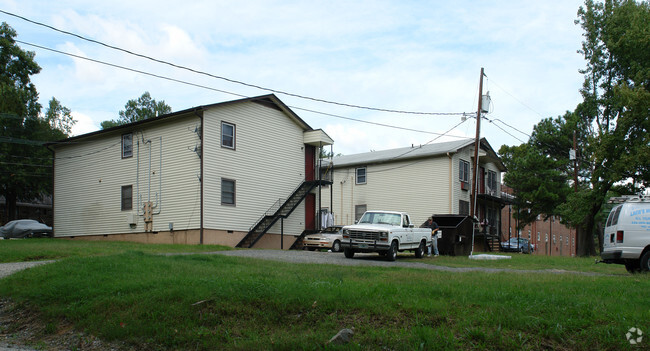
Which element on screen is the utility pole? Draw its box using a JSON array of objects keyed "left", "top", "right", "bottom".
[
  {"left": 469, "top": 67, "right": 485, "bottom": 256},
  {"left": 470, "top": 67, "right": 485, "bottom": 219}
]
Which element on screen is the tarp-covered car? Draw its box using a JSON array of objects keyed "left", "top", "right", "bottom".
[
  {"left": 303, "top": 226, "right": 343, "bottom": 252},
  {"left": 0, "top": 219, "right": 53, "bottom": 239}
]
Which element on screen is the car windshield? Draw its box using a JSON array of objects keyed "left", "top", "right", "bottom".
[{"left": 358, "top": 212, "right": 401, "bottom": 226}]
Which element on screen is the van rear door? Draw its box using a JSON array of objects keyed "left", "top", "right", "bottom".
[{"left": 604, "top": 205, "right": 623, "bottom": 250}]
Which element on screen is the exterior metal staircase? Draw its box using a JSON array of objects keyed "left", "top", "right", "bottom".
[
  {"left": 289, "top": 229, "right": 319, "bottom": 250},
  {"left": 236, "top": 180, "right": 331, "bottom": 248}
]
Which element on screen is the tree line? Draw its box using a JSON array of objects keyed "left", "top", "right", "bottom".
[
  {"left": 499, "top": 0, "right": 649, "bottom": 256},
  {"left": 0, "top": 22, "right": 170, "bottom": 223}
]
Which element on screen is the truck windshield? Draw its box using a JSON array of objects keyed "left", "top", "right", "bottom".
[{"left": 358, "top": 212, "right": 401, "bottom": 226}]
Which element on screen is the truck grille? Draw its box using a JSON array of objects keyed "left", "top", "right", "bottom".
[{"left": 348, "top": 230, "right": 381, "bottom": 241}]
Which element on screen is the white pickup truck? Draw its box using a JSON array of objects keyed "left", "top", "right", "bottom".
[{"left": 341, "top": 210, "right": 431, "bottom": 261}]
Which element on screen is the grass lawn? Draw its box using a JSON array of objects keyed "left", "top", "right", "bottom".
[
  {"left": 0, "top": 238, "right": 230, "bottom": 263},
  {"left": 0, "top": 240, "right": 648, "bottom": 350}
]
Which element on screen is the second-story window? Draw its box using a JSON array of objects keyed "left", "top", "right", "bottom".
[
  {"left": 221, "top": 122, "right": 235, "bottom": 149},
  {"left": 487, "top": 170, "right": 497, "bottom": 192},
  {"left": 356, "top": 167, "right": 367, "bottom": 184},
  {"left": 122, "top": 133, "right": 133, "bottom": 158},
  {"left": 459, "top": 160, "right": 469, "bottom": 183}
]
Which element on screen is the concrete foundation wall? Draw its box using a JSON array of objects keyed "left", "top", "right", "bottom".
[{"left": 60, "top": 229, "right": 299, "bottom": 249}]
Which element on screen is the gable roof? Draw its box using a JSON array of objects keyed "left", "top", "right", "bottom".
[
  {"left": 50, "top": 94, "right": 312, "bottom": 144},
  {"left": 329, "top": 137, "right": 506, "bottom": 171}
]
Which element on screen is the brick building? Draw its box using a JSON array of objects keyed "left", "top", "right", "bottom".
[{"left": 500, "top": 186, "right": 576, "bottom": 257}]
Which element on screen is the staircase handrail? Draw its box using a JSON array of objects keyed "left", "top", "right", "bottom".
[
  {"left": 249, "top": 197, "right": 283, "bottom": 231},
  {"left": 248, "top": 180, "right": 313, "bottom": 231}
]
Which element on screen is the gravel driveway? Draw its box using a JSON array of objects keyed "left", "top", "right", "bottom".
[
  {"left": 0, "top": 261, "right": 55, "bottom": 279},
  {"left": 197, "top": 249, "right": 607, "bottom": 276}
]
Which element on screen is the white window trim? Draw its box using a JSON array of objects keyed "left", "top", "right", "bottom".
[
  {"left": 355, "top": 167, "right": 367, "bottom": 185},
  {"left": 121, "top": 185, "right": 133, "bottom": 211},
  {"left": 221, "top": 121, "right": 236, "bottom": 150},
  {"left": 221, "top": 178, "right": 236, "bottom": 206},
  {"left": 459, "top": 160, "right": 470, "bottom": 183},
  {"left": 122, "top": 133, "right": 133, "bottom": 158}
]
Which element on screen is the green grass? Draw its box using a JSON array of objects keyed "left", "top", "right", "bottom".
[
  {"left": 1, "top": 249, "right": 648, "bottom": 350},
  {"left": 403, "top": 252, "right": 629, "bottom": 275},
  {"left": 0, "top": 238, "right": 230, "bottom": 263}
]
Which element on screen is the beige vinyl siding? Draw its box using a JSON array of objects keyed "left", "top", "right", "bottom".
[
  {"left": 454, "top": 148, "right": 473, "bottom": 214},
  {"left": 53, "top": 116, "right": 201, "bottom": 236},
  {"left": 202, "top": 101, "right": 307, "bottom": 235},
  {"left": 322, "top": 144, "right": 503, "bottom": 227},
  {"left": 325, "top": 156, "right": 451, "bottom": 227}
]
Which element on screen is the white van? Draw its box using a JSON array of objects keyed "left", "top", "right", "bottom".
[{"left": 601, "top": 195, "right": 650, "bottom": 272}]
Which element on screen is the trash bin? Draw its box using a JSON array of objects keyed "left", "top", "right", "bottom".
[{"left": 432, "top": 215, "right": 475, "bottom": 256}]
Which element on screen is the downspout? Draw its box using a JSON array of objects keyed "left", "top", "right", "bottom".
[
  {"left": 447, "top": 152, "right": 452, "bottom": 212},
  {"left": 153, "top": 136, "right": 162, "bottom": 215},
  {"left": 330, "top": 144, "right": 333, "bottom": 217},
  {"left": 194, "top": 109, "right": 204, "bottom": 244},
  {"left": 46, "top": 145, "right": 55, "bottom": 235}
]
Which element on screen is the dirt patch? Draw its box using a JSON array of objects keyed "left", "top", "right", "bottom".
[{"left": 0, "top": 298, "right": 133, "bottom": 351}]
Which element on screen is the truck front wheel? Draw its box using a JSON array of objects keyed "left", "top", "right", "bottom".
[
  {"left": 344, "top": 248, "right": 355, "bottom": 259},
  {"left": 387, "top": 241, "right": 398, "bottom": 261}
]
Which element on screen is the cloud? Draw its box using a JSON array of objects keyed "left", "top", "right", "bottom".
[
  {"left": 2, "top": 0, "right": 588, "bottom": 155},
  {"left": 70, "top": 111, "right": 99, "bottom": 136}
]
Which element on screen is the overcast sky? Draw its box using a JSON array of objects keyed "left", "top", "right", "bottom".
[{"left": 1, "top": 0, "right": 587, "bottom": 155}]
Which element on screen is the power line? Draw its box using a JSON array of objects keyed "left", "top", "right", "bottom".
[
  {"left": 0, "top": 161, "right": 51, "bottom": 167},
  {"left": 487, "top": 77, "right": 546, "bottom": 119},
  {"left": 329, "top": 117, "right": 472, "bottom": 176},
  {"left": 17, "top": 40, "right": 473, "bottom": 139},
  {"left": 485, "top": 118, "right": 526, "bottom": 144},
  {"left": 490, "top": 118, "right": 530, "bottom": 138},
  {"left": 3, "top": 9, "right": 468, "bottom": 117},
  {"left": 15, "top": 40, "right": 248, "bottom": 100}
]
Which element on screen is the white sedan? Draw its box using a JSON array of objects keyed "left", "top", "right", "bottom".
[{"left": 303, "top": 226, "right": 343, "bottom": 252}]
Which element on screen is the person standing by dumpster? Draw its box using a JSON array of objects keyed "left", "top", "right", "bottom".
[
  {"left": 421, "top": 217, "right": 440, "bottom": 257},
  {"left": 430, "top": 218, "right": 440, "bottom": 257}
]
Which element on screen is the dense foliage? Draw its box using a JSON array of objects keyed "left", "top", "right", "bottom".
[
  {"left": 100, "top": 91, "right": 172, "bottom": 129},
  {"left": 0, "top": 22, "right": 74, "bottom": 223},
  {"left": 500, "top": 0, "right": 649, "bottom": 256}
]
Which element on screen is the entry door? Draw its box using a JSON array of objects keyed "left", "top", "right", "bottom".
[
  {"left": 305, "top": 145, "right": 315, "bottom": 181},
  {"left": 305, "top": 193, "right": 316, "bottom": 230}
]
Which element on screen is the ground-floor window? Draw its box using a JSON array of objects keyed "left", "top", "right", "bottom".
[
  {"left": 221, "top": 178, "right": 236, "bottom": 205},
  {"left": 121, "top": 185, "right": 132, "bottom": 211},
  {"left": 354, "top": 204, "right": 367, "bottom": 222},
  {"left": 459, "top": 200, "right": 469, "bottom": 216}
]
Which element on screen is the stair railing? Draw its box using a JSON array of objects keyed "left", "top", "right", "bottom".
[{"left": 249, "top": 197, "right": 284, "bottom": 232}]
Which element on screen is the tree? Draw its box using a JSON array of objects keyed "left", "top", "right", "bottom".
[
  {"left": 0, "top": 22, "right": 74, "bottom": 223},
  {"left": 45, "top": 97, "right": 75, "bottom": 136},
  {"left": 500, "top": 0, "right": 649, "bottom": 256},
  {"left": 100, "top": 92, "right": 172, "bottom": 129}
]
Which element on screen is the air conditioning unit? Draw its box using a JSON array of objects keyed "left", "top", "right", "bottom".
[{"left": 460, "top": 182, "right": 469, "bottom": 191}]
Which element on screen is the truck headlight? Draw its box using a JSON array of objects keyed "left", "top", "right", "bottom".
[{"left": 343, "top": 229, "right": 350, "bottom": 238}]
